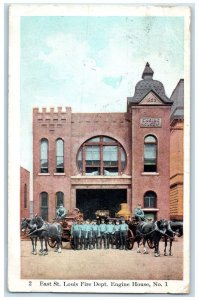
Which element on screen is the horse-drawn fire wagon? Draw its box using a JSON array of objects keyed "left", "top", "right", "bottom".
[{"left": 48, "top": 209, "right": 84, "bottom": 249}]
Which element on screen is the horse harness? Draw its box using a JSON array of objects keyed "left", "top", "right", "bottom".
[{"left": 136, "top": 221, "right": 175, "bottom": 239}]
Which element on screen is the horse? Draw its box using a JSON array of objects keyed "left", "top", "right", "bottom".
[
  {"left": 163, "top": 220, "right": 176, "bottom": 256},
  {"left": 30, "top": 215, "right": 63, "bottom": 255},
  {"left": 21, "top": 216, "right": 63, "bottom": 255},
  {"left": 21, "top": 218, "right": 38, "bottom": 255},
  {"left": 170, "top": 221, "right": 183, "bottom": 237},
  {"left": 133, "top": 219, "right": 168, "bottom": 257}
]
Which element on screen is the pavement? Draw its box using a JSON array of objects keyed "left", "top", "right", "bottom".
[{"left": 21, "top": 237, "right": 183, "bottom": 280}]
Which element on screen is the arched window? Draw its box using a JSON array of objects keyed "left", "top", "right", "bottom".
[
  {"left": 144, "top": 191, "right": 157, "bottom": 208},
  {"left": 24, "top": 184, "right": 27, "bottom": 208},
  {"left": 56, "top": 191, "right": 64, "bottom": 210},
  {"left": 56, "top": 139, "right": 64, "bottom": 173},
  {"left": 40, "top": 138, "right": 48, "bottom": 173},
  {"left": 40, "top": 192, "right": 48, "bottom": 221},
  {"left": 144, "top": 135, "right": 157, "bottom": 172},
  {"left": 77, "top": 136, "right": 126, "bottom": 176}
]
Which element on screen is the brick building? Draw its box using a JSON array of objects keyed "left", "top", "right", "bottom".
[
  {"left": 170, "top": 79, "right": 184, "bottom": 221},
  {"left": 33, "top": 63, "right": 173, "bottom": 221},
  {"left": 20, "top": 166, "right": 30, "bottom": 220}
]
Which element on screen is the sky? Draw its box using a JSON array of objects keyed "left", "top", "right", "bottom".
[{"left": 20, "top": 16, "right": 184, "bottom": 172}]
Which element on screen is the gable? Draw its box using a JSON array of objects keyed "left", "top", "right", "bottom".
[{"left": 139, "top": 91, "right": 163, "bottom": 105}]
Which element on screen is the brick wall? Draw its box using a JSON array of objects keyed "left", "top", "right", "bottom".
[
  {"left": 33, "top": 103, "right": 171, "bottom": 221},
  {"left": 131, "top": 105, "right": 171, "bottom": 219},
  {"left": 20, "top": 166, "right": 30, "bottom": 220},
  {"left": 33, "top": 108, "right": 132, "bottom": 220},
  {"left": 170, "top": 120, "right": 184, "bottom": 220}
]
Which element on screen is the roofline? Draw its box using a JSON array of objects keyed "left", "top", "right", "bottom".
[{"left": 170, "top": 79, "right": 184, "bottom": 99}]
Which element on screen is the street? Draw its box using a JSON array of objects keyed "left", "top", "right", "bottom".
[{"left": 21, "top": 237, "right": 183, "bottom": 280}]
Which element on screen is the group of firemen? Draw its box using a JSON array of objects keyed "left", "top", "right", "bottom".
[
  {"left": 56, "top": 203, "right": 146, "bottom": 250},
  {"left": 70, "top": 218, "right": 129, "bottom": 250}
]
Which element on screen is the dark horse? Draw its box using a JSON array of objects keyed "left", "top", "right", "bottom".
[
  {"left": 21, "top": 216, "right": 63, "bottom": 255},
  {"left": 133, "top": 219, "right": 168, "bottom": 257},
  {"left": 170, "top": 221, "right": 183, "bottom": 237},
  {"left": 162, "top": 220, "right": 176, "bottom": 256},
  {"left": 21, "top": 218, "right": 38, "bottom": 255}
]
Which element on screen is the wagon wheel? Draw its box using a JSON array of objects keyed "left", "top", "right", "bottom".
[
  {"left": 147, "top": 238, "right": 155, "bottom": 249},
  {"left": 127, "top": 229, "right": 134, "bottom": 250},
  {"left": 48, "top": 237, "right": 57, "bottom": 248}
]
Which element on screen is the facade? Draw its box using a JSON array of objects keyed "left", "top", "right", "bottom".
[
  {"left": 33, "top": 63, "right": 173, "bottom": 221},
  {"left": 170, "top": 79, "right": 184, "bottom": 221},
  {"left": 20, "top": 166, "right": 30, "bottom": 220}
]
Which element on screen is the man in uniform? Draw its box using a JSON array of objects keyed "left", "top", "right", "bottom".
[
  {"left": 106, "top": 219, "right": 115, "bottom": 249},
  {"left": 114, "top": 219, "right": 121, "bottom": 249},
  {"left": 91, "top": 220, "right": 100, "bottom": 249},
  {"left": 99, "top": 219, "right": 107, "bottom": 249},
  {"left": 134, "top": 203, "right": 145, "bottom": 222},
  {"left": 79, "top": 220, "right": 87, "bottom": 250},
  {"left": 56, "top": 204, "right": 67, "bottom": 219},
  {"left": 71, "top": 219, "right": 81, "bottom": 250},
  {"left": 86, "top": 219, "right": 93, "bottom": 250},
  {"left": 120, "top": 218, "right": 129, "bottom": 250}
]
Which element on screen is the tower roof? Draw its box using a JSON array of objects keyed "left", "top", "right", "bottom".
[
  {"left": 142, "top": 62, "right": 154, "bottom": 79},
  {"left": 170, "top": 79, "right": 184, "bottom": 121},
  {"left": 127, "top": 63, "right": 172, "bottom": 107}
]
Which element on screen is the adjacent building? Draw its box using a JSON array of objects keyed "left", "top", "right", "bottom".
[
  {"left": 33, "top": 63, "right": 174, "bottom": 221},
  {"left": 170, "top": 79, "right": 184, "bottom": 221}
]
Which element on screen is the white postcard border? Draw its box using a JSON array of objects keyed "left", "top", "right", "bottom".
[{"left": 8, "top": 3, "right": 191, "bottom": 294}]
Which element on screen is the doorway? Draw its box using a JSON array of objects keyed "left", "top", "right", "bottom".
[{"left": 76, "top": 189, "right": 127, "bottom": 219}]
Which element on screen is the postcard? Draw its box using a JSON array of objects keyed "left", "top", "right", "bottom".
[{"left": 8, "top": 3, "right": 190, "bottom": 294}]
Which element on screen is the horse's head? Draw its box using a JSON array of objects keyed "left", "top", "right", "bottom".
[
  {"left": 21, "top": 218, "right": 27, "bottom": 231},
  {"left": 166, "top": 220, "right": 176, "bottom": 237},
  {"left": 32, "top": 215, "right": 44, "bottom": 228},
  {"left": 157, "top": 219, "right": 168, "bottom": 234},
  {"left": 21, "top": 218, "right": 32, "bottom": 232}
]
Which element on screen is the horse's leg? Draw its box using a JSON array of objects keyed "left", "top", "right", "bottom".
[
  {"left": 154, "top": 239, "right": 160, "bottom": 257},
  {"left": 169, "top": 239, "right": 173, "bottom": 256},
  {"left": 58, "top": 237, "right": 62, "bottom": 253},
  {"left": 31, "top": 238, "right": 35, "bottom": 255},
  {"left": 39, "top": 238, "right": 44, "bottom": 255},
  {"left": 35, "top": 238, "right": 38, "bottom": 252},
  {"left": 143, "top": 238, "right": 147, "bottom": 254},
  {"left": 32, "top": 238, "right": 37, "bottom": 255},
  {"left": 137, "top": 237, "right": 141, "bottom": 253},
  {"left": 43, "top": 237, "right": 48, "bottom": 255},
  {"left": 164, "top": 237, "right": 168, "bottom": 256}
]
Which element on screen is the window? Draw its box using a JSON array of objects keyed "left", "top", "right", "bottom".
[
  {"left": 24, "top": 184, "right": 27, "bottom": 208},
  {"left": 40, "top": 138, "right": 48, "bottom": 173},
  {"left": 40, "top": 192, "right": 48, "bottom": 221},
  {"left": 56, "top": 191, "right": 64, "bottom": 210},
  {"left": 144, "top": 135, "right": 157, "bottom": 172},
  {"left": 56, "top": 139, "right": 64, "bottom": 173},
  {"left": 85, "top": 145, "right": 100, "bottom": 175},
  {"left": 103, "top": 146, "right": 118, "bottom": 175},
  {"left": 144, "top": 191, "right": 157, "bottom": 208},
  {"left": 77, "top": 136, "right": 126, "bottom": 176}
]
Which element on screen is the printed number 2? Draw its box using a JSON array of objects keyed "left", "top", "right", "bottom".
[{"left": 29, "top": 281, "right": 32, "bottom": 286}]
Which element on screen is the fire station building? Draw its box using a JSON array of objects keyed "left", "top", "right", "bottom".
[{"left": 33, "top": 63, "right": 174, "bottom": 221}]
